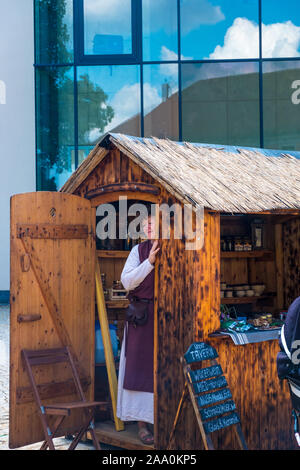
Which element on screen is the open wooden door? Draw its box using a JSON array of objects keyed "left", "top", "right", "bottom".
[{"left": 9, "top": 192, "right": 95, "bottom": 448}]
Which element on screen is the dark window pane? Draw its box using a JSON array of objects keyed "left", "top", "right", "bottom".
[
  {"left": 262, "top": 0, "right": 300, "bottom": 58},
  {"left": 36, "top": 67, "right": 75, "bottom": 190},
  {"left": 182, "top": 62, "right": 260, "bottom": 146},
  {"left": 35, "top": 0, "right": 73, "bottom": 64},
  {"left": 143, "top": 0, "right": 178, "bottom": 61},
  {"left": 77, "top": 65, "right": 140, "bottom": 159},
  {"left": 180, "top": 0, "right": 259, "bottom": 60},
  {"left": 83, "top": 0, "right": 132, "bottom": 55},
  {"left": 263, "top": 61, "right": 300, "bottom": 150},
  {"left": 143, "top": 64, "right": 178, "bottom": 140}
]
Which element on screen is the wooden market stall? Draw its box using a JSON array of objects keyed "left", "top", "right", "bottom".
[{"left": 9, "top": 133, "right": 300, "bottom": 450}]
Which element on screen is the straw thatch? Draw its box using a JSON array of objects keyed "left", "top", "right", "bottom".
[{"left": 60, "top": 133, "right": 300, "bottom": 213}]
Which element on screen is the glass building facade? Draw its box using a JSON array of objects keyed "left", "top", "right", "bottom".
[{"left": 34, "top": 0, "right": 300, "bottom": 190}]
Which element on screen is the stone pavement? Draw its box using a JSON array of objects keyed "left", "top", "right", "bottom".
[
  {"left": 0, "top": 304, "right": 9, "bottom": 449},
  {"left": 0, "top": 304, "right": 100, "bottom": 451}
]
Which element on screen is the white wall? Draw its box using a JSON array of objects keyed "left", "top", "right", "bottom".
[{"left": 0, "top": 0, "right": 35, "bottom": 291}]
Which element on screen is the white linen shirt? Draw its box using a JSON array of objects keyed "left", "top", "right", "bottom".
[{"left": 120, "top": 244, "right": 154, "bottom": 291}]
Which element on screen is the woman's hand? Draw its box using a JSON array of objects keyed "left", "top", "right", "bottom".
[{"left": 148, "top": 240, "right": 160, "bottom": 265}]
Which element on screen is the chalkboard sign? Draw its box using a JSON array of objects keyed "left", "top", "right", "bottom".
[
  {"left": 197, "top": 387, "right": 232, "bottom": 407},
  {"left": 200, "top": 400, "right": 236, "bottom": 421},
  {"left": 203, "top": 412, "right": 240, "bottom": 434},
  {"left": 193, "top": 375, "right": 227, "bottom": 394},
  {"left": 184, "top": 342, "right": 218, "bottom": 364},
  {"left": 189, "top": 364, "right": 222, "bottom": 383},
  {"left": 168, "top": 342, "right": 247, "bottom": 450}
]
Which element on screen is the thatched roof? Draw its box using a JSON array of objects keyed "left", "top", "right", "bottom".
[{"left": 60, "top": 133, "right": 300, "bottom": 213}]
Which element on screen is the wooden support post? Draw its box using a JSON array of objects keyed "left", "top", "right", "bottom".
[
  {"left": 275, "top": 223, "right": 284, "bottom": 310},
  {"left": 95, "top": 258, "right": 124, "bottom": 431}
]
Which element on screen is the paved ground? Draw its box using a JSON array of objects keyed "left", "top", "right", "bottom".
[
  {"left": 0, "top": 304, "right": 9, "bottom": 449},
  {"left": 0, "top": 303, "right": 103, "bottom": 450}
]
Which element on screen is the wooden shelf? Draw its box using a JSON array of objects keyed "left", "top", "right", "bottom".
[
  {"left": 105, "top": 300, "right": 129, "bottom": 309},
  {"left": 221, "top": 293, "right": 275, "bottom": 304},
  {"left": 221, "top": 250, "right": 273, "bottom": 258},
  {"left": 97, "top": 250, "right": 130, "bottom": 258}
]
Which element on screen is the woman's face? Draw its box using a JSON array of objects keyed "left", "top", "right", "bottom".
[{"left": 141, "top": 215, "right": 157, "bottom": 240}]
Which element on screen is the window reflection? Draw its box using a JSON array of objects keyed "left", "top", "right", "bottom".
[
  {"left": 83, "top": 0, "right": 132, "bottom": 55},
  {"left": 143, "top": 64, "right": 179, "bottom": 139},
  {"left": 34, "top": 0, "right": 300, "bottom": 192},
  {"left": 142, "top": 0, "right": 178, "bottom": 61},
  {"left": 77, "top": 65, "right": 140, "bottom": 158},
  {"left": 35, "top": 0, "right": 73, "bottom": 64},
  {"left": 263, "top": 61, "right": 300, "bottom": 150},
  {"left": 36, "top": 67, "right": 75, "bottom": 191},
  {"left": 182, "top": 62, "right": 260, "bottom": 146},
  {"left": 180, "top": 0, "right": 259, "bottom": 60},
  {"left": 262, "top": 0, "right": 300, "bottom": 58}
]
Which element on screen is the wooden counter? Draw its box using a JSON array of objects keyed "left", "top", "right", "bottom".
[{"left": 206, "top": 337, "right": 294, "bottom": 450}]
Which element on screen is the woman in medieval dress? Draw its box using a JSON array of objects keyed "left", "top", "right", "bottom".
[{"left": 116, "top": 214, "right": 159, "bottom": 445}]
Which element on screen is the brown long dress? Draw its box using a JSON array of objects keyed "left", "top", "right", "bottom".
[{"left": 123, "top": 239, "right": 154, "bottom": 393}]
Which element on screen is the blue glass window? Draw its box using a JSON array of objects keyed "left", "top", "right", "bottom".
[
  {"left": 143, "top": 64, "right": 179, "bottom": 140},
  {"left": 262, "top": 0, "right": 300, "bottom": 58},
  {"left": 182, "top": 62, "right": 260, "bottom": 147},
  {"left": 34, "top": 0, "right": 300, "bottom": 192},
  {"left": 263, "top": 61, "right": 300, "bottom": 150},
  {"left": 180, "top": 0, "right": 259, "bottom": 60},
  {"left": 35, "top": 0, "right": 73, "bottom": 64},
  {"left": 84, "top": 0, "right": 132, "bottom": 55},
  {"left": 142, "top": 0, "right": 178, "bottom": 61},
  {"left": 77, "top": 65, "right": 141, "bottom": 160},
  {"left": 77, "top": 0, "right": 140, "bottom": 64},
  {"left": 36, "top": 67, "right": 75, "bottom": 190}
]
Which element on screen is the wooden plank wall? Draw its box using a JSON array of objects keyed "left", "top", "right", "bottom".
[
  {"left": 74, "top": 146, "right": 155, "bottom": 197},
  {"left": 283, "top": 217, "right": 300, "bottom": 307}
]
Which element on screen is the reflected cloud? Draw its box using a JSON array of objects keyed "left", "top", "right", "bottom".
[
  {"left": 181, "top": 0, "right": 225, "bottom": 34},
  {"left": 160, "top": 46, "right": 178, "bottom": 83},
  {"left": 262, "top": 20, "right": 300, "bottom": 58},
  {"left": 160, "top": 46, "right": 191, "bottom": 86},
  {"left": 143, "top": 82, "right": 161, "bottom": 114},
  {"left": 86, "top": 82, "right": 142, "bottom": 139},
  {"left": 106, "top": 82, "right": 140, "bottom": 131},
  {"left": 84, "top": 0, "right": 131, "bottom": 34},
  {"left": 84, "top": 0, "right": 131, "bottom": 54},
  {"left": 207, "top": 18, "right": 300, "bottom": 59},
  {"left": 85, "top": 0, "right": 225, "bottom": 36}
]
